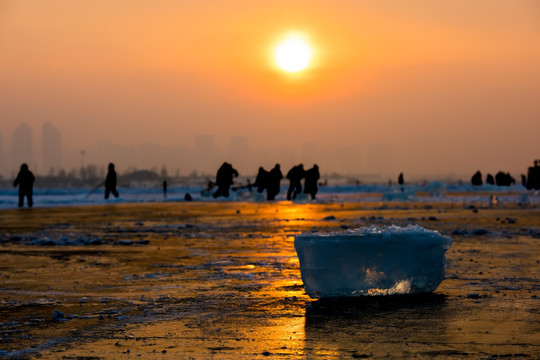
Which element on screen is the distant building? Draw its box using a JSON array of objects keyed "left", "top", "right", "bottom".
[
  {"left": 41, "top": 122, "right": 62, "bottom": 175},
  {"left": 11, "top": 123, "right": 33, "bottom": 175}
]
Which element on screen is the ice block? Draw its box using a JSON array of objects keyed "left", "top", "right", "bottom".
[{"left": 294, "top": 225, "right": 453, "bottom": 298}]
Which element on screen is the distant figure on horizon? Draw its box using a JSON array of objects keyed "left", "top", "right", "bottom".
[
  {"left": 398, "top": 172, "right": 405, "bottom": 191},
  {"left": 252, "top": 167, "right": 269, "bottom": 195},
  {"left": 286, "top": 164, "right": 305, "bottom": 200},
  {"left": 213, "top": 162, "right": 238, "bottom": 198},
  {"left": 304, "top": 164, "right": 320, "bottom": 200},
  {"left": 471, "top": 170, "right": 483, "bottom": 186},
  {"left": 526, "top": 160, "right": 540, "bottom": 190},
  {"left": 163, "top": 180, "right": 168, "bottom": 199},
  {"left": 13, "top": 163, "right": 35, "bottom": 208},
  {"left": 105, "top": 163, "right": 119, "bottom": 199},
  {"left": 267, "top": 164, "right": 283, "bottom": 200},
  {"left": 486, "top": 173, "right": 495, "bottom": 185}
]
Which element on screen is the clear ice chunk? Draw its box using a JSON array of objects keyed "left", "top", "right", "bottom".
[{"left": 294, "top": 225, "right": 453, "bottom": 298}]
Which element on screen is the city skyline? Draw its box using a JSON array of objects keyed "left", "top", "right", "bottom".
[{"left": 0, "top": 121, "right": 535, "bottom": 182}]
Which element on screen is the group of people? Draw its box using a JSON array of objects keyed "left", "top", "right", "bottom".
[
  {"left": 210, "top": 162, "right": 320, "bottom": 201},
  {"left": 12, "top": 159, "right": 539, "bottom": 208},
  {"left": 471, "top": 168, "right": 531, "bottom": 188},
  {"left": 12, "top": 160, "right": 321, "bottom": 208},
  {"left": 471, "top": 170, "right": 516, "bottom": 187},
  {"left": 285, "top": 164, "right": 320, "bottom": 200},
  {"left": 470, "top": 161, "right": 540, "bottom": 190},
  {"left": 253, "top": 164, "right": 283, "bottom": 200},
  {"left": 12, "top": 162, "right": 120, "bottom": 208}
]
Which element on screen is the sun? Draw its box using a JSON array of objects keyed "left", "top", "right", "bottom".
[{"left": 274, "top": 35, "right": 313, "bottom": 73}]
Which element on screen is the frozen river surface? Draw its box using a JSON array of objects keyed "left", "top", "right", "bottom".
[{"left": 0, "top": 201, "right": 539, "bottom": 359}]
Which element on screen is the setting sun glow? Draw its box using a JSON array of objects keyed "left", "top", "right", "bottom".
[{"left": 274, "top": 35, "right": 313, "bottom": 73}]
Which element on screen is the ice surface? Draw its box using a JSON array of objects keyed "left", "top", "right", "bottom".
[
  {"left": 0, "top": 182, "right": 536, "bottom": 209},
  {"left": 294, "top": 225, "right": 453, "bottom": 298},
  {"left": 428, "top": 182, "right": 447, "bottom": 198},
  {"left": 381, "top": 190, "right": 417, "bottom": 201}
]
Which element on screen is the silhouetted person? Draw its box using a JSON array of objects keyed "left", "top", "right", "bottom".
[
  {"left": 304, "top": 164, "right": 320, "bottom": 200},
  {"left": 252, "top": 167, "right": 269, "bottom": 194},
  {"left": 495, "top": 172, "right": 504, "bottom": 186},
  {"left": 286, "top": 164, "right": 305, "bottom": 200},
  {"left": 184, "top": 193, "right": 193, "bottom": 201},
  {"left": 486, "top": 173, "right": 495, "bottom": 185},
  {"left": 163, "top": 180, "right": 168, "bottom": 198},
  {"left": 521, "top": 174, "right": 527, "bottom": 187},
  {"left": 267, "top": 164, "right": 283, "bottom": 200},
  {"left": 105, "top": 163, "right": 119, "bottom": 199},
  {"left": 13, "top": 163, "right": 35, "bottom": 208},
  {"left": 213, "top": 162, "right": 238, "bottom": 198},
  {"left": 471, "top": 170, "right": 483, "bottom": 186},
  {"left": 398, "top": 173, "right": 404, "bottom": 186},
  {"left": 397, "top": 172, "right": 405, "bottom": 191},
  {"left": 526, "top": 160, "right": 540, "bottom": 190}
]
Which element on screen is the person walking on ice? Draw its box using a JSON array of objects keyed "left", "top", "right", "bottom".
[
  {"left": 286, "top": 164, "right": 305, "bottom": 200},
  {"left": 13, "top": 163, "right": 35, "bottom": 208},
  {"left": 213, "top": 162, "right": 239, "bottom": 198},
  {"left": 105, "top": 163, "right": 120, "bottom": 199}
]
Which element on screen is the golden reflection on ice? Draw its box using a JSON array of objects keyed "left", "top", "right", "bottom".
[{"left": 275, "top": 203, "right": 321, "bottom": 230}]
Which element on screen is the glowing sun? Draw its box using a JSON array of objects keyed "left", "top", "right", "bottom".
[{"left": 274, "top": 35, "right": 312, "bottom": 73}]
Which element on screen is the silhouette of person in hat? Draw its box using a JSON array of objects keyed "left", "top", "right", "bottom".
[
  {"left": 13, "top": 163, "right": 35, "bottom": 208},
  {"left": 304, "top": 164, "right": 320, "bottom": 200},
  {"left": 267, "top": 164, "right": 283, "bottom": 200}
]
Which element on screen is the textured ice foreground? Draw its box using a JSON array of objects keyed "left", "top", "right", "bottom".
[{"left": 295, "top": 225, "right": 453, "bottom": 298}]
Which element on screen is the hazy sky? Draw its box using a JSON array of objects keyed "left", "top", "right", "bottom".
[{"left": 1, "top": 1, "right": 539, "bottom": 177}]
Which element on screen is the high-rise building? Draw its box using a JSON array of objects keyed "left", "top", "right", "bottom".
[
  {"left": 41, "top": 122, "right": 62, "bottom": 175},
  {"left": 11, "top": 123, "right": 33, "bottom": 175}
]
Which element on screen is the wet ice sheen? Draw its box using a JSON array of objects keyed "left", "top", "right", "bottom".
[{"left": 294, "top": 225, "right": 453, "bottom": 298}]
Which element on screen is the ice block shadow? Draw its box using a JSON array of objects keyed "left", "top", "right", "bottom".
[
  {"left": 303, "top": 294, "right": 449, "bottom": 358},
  {"left": 305, "top": 293, "right": 447, "bottom": 321}
]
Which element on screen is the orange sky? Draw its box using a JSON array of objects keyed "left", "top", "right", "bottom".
[{"left": 1, "top": 0, "right": 539, "bottom": 178}]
